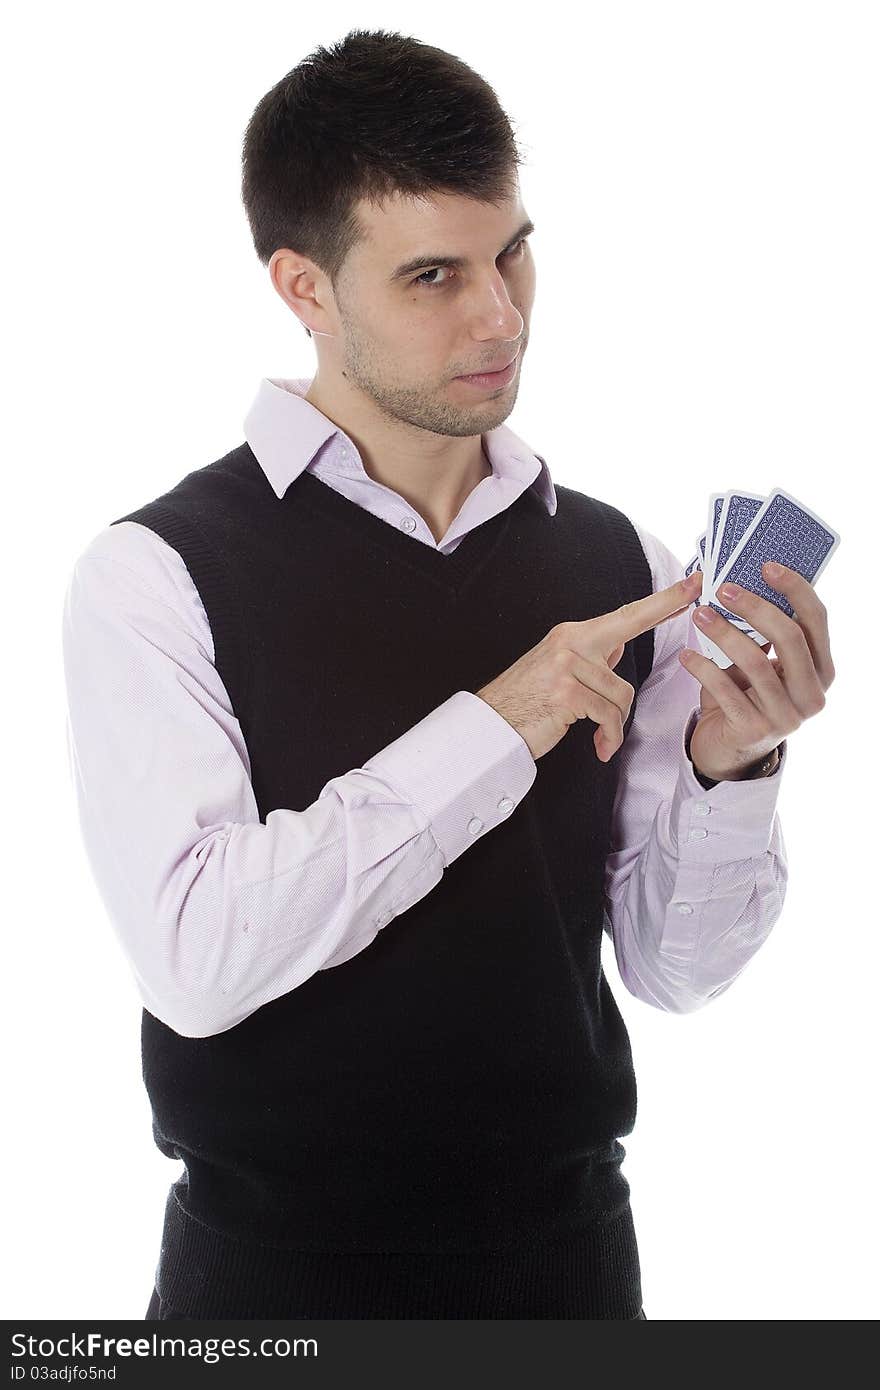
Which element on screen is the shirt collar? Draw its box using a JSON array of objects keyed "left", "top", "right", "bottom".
[{"left": 243, "top": 376, "right": 558, "bottom": 516}]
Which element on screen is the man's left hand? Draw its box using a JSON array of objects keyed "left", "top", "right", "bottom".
[{"left": 680, "top": 560, "right": 836, "bottom": 781}]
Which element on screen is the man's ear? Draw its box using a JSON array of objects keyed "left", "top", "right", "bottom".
[{"left": 268, "top": 249, "right": 335, "bottom": 337}]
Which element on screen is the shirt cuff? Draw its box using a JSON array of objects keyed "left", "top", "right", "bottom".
[
  {"left": 362, "top": 690, "right": 538, "bottom": 867},
  {"left": 669, "top": 706, "right": 787, "bottom": 863}
]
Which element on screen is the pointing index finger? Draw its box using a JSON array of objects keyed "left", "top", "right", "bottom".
[{"left": 600, "top": 574, "right": 701, "bottom": 646}]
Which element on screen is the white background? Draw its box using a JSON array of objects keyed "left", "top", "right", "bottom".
[{"left": 3, "top": 0, "right": 876, "bottom": 1320}]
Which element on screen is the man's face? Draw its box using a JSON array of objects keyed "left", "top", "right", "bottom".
[{"left": 324, "top": 187, "right": 535, "bottom": 438}]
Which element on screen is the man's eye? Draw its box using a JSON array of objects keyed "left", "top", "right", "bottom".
[
  {"left": 412, "top": 266, "right": 447, "bottom": 289},
  {"left": 412, "top": 238, "right": 527, "bottom": 289}
]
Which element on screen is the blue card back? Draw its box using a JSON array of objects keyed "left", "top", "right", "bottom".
[{"left": 715, "top": 489, "right": 840, "bottom": 619}]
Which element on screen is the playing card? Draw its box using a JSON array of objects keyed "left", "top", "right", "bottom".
[
  {"left": 705, "top": 492, "right": 726, "bottom": 576},
  {"left": 685, "top": 485, "right": 839, "bottom": 671},
  {"left": 711, "top": 487, "right": 840, "bottom": 622},
  {"left": 687, "top": 499, "right": 763, "bottom": 665},
  {"left": 703, "top": 490, "right": 764, "bottom": 599},
  {"left": 702, "top": 490, "right": 767, "bottom": 639},
  {"left": 685, "top": 547, "right": 718, "bottom": 660}
]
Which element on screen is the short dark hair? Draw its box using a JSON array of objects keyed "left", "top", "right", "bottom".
[{"left": 240, "top": 28, "right": 525, "bottom": 336}]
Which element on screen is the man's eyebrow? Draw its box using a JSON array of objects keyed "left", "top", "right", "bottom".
[{"left": 389, "top": 219, "right": 535, "bottom": 282}]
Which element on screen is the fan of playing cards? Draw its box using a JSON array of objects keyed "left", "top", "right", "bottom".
[{"left": 684, "top": 487, "right": 840, "bottom": 670}]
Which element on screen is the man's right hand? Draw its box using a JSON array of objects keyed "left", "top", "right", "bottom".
[{"left": 475, "top": 571, "right": 702, "bottom": 761}]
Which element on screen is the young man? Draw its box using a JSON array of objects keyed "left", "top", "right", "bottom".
[{"left": 62, "top": 28, "right": 833, "bottom": 1321}]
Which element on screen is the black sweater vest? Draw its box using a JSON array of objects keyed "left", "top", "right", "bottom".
[{"left": 111, "top": 443, "right": 655, "bottom": 1319}]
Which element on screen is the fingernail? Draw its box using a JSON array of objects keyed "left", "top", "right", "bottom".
[
  {"left": 719, "top": 583, "right": 740, "bottom": 598},
  {"left": 765, "top": 562, "right": 783, "bottom": 579}
]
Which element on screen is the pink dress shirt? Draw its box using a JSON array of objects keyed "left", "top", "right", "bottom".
[{"left": 61, "top": 377, "right": 787, "bottom": 1038}]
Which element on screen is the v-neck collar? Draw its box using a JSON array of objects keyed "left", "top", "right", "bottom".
[{"left": 293, "top": 467, "right": 537, "bottom": 599}]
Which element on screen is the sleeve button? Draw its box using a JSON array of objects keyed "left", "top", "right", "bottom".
[{"left": 467, "top": 816, "right": 484, "bottom": 835}]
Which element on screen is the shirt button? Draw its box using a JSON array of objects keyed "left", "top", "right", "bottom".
[
  {"left": 689, "top": 827, "right": 709, "bottom": 840},
  {"left": 467, "top": 816, "right": 484, "bottom": 835},
  {"left": 497, "top": 797, "right": 514, "bottom": 813},
  {"left": 399, "top": 516, "right": 416, "bottom": 532},
  {"left": 375, "top": 909, "right": 391, "bottom": 927},
  {"left": 693, "top": 802, "right": 711, "bottom": 816},
  {"left": 676, "top": 903, "right": 694, "bottom": 915}
]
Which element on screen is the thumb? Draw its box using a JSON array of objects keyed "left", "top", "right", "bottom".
[{"left": 609, "top": 642, "right": 626, "bottom": 668}]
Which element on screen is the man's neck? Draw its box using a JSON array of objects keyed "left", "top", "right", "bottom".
[{"left": 304, "top": 377, "right": 493, "bottom": 546}]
